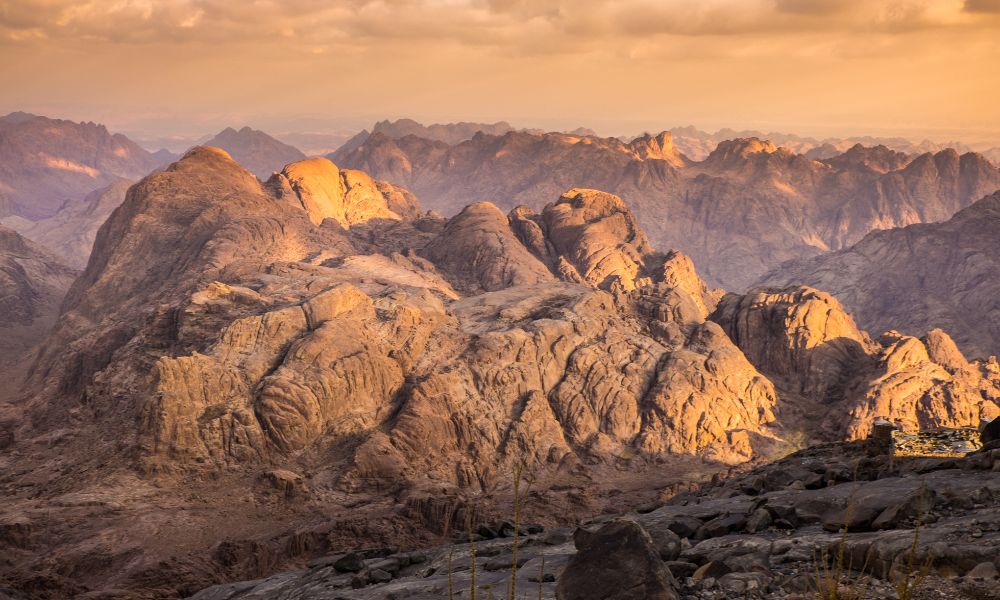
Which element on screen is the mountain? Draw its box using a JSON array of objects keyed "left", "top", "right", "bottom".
[
  {"left": 202, "top": 126, "right": 307, "bottom": 179},
  {"left": 666, "top": 124, "right": 1000, "bottom": 162},
  {"left": 1, "top": 178, "right": 131, "bottom": 268},
  {"left": 1, "top": 148, "right": 995, "bottom": 597},
  {"left": 331, "top": 130, "right": 1000, "bottom": 290},
  {"left": 371, "top": 118, "right": 522, "bottom": 144},
  {"left": 0, "top": 225, "right": 77, "bottom": 403},
  {"left": 759, "top": 190, "right": 1000, "bottom": 360},
  {"left": 0, "top": 112, "right": 164, "bottom": 220}
]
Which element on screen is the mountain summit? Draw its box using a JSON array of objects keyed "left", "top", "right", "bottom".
[{"left": 202, "top": 126, "right": 307, "bottom": 179}]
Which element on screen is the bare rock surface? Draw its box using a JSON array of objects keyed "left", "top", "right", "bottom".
[
  {"left": 759, "top": 190, "right": 1000, "bottom": 359},
  {"left": 712, "top": 287, "right": 1000, "bottom": 440}
]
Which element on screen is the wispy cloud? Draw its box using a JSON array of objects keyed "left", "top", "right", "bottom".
[{"left": 2, "top": 0, "right": 997, "bottom": 49}]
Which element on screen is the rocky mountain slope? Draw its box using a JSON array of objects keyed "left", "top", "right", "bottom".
[
  {"left": 0, "top": 225, "right": 77, "bottom": 403},
  {"left": 759, "top": 190, "right": 1000, "bottom": 360},
  {"left": 332, "top": 131, "right": 1000, "bottom": 290},
  {"left": 202, "top": 127, "right": 307, "bottom": 179},
  {"left": 1, "top": 178, "right": 131, "bottom": 268},
  {"left": 0, "top": 112, "right": 164, "bottom": 220},
  {"left": 0, "top": 149, "right": 996, "bottom": 598}
]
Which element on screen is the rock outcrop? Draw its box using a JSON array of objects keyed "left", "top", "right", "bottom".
[
  {"left": 332, "top": 130, "right": 1000, "bottom": 290},
  {"left": 712, "top": 287, "right": 1000, "bottom": 440},
  {"left": 187, "top": 441, "right": 1000, "bottom": 600},
  {"left": 759, "top": 190, "right": 1000, "bottom": 359},
  {"left": 202, "top": 126, "right": 307, "bottom": 179},
  {"left": 269, "top": 157, "right": 420, "bottom": 226}
]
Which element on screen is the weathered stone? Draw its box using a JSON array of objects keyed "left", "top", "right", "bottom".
[
  {"left": 334, "top": 552, "right": 365, "bottom": 573},
  {"left": 557, "top": 519, "right": 678, "bottom": 600}
]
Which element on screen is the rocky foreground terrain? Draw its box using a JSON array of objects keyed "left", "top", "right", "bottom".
[
  {"left": 332, "top": 130, "right": 1000, "bottom": 290},
  {"left": 188, "top": 435, "right": 1000, "bottom": 600},
  {"left": 0, "top": 146, "right": 997, "bottom": 598},
  {"left": 760, "top": 190, "right": 1000, "bottom": 361}
]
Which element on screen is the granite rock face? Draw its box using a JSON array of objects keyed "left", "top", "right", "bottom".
[{"left": 712, "top": 287, "right": 1000, "bottom": 440}]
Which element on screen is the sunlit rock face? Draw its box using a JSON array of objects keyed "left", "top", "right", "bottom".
[{"left": 712, "top": 287, "right": 1000, "bottom": 441}]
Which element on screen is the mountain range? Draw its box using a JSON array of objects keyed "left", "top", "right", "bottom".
[
  {"left": 332, "top": 129, "right": 1000, "bottom": 290},
  {"left": 0, "top": 112, "right": 166, "bottom": 221},
  {"left": 1, "top": 145, "right": 996, "bottom": 597}
]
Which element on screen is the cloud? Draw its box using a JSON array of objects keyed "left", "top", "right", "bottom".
[
  {"left": 1, "top": 0, "right": 996, "bottom": 48},
  {"left": 965, "top": 0, "right": 1000, "bottom": 12}
]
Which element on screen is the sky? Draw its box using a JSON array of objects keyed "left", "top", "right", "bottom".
[{"left": 1, "top": 0, "right": 999, "bottom": 144}]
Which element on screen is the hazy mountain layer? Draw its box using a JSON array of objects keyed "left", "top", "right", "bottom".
[
  {"left": 0, "top": 225, "right": 77, "bottom": 404},
  {"left": 332, "top": 130, "right": 1000, "bottom": 290},
  {"left": 0, "top": 112, "right": 165, "bottom": 220},
  {"left": 1, "top": 178, "right": 131, "bottom": 268},
  {"left": 202, "top": 126, "right": 307, "bottom": 179}
]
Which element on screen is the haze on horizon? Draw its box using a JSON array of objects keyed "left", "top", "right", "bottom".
[{"left": 2, "top": 0, "right": 999, "bottom": 145}]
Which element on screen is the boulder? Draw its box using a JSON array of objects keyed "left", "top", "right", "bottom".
[{"left": 556, "top": 519, "right": 678, "bottom": 600}]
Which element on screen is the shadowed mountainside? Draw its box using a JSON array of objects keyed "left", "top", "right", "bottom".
[{"left": 759, "top": 190, "right": 1000, "bottom": 360}]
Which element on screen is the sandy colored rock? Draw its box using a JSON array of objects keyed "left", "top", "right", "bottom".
[{"left": 271, "top": 157, "right": 419, "bottom": 227}]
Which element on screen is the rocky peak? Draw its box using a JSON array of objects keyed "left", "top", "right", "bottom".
[
  {"left": 203, "top": 126, "right": 307, "bottom": 179},
  {"left": 628, "top": 131, "right": 687, "bottom": 167},
  {"left": 269, "top": 157, "right": 419, "bottom": 227},
  {"left": 420, "top": 201, "right": 555, "bottom": 293},
  {"left": 822, "top": 143, "right": 911, "bottom": 173},
  {"left": 704, "top": 137, "right": 779, "bottom": 167},
  {"left": 0, "top": 113, "right": 163, "bottom": 220},
  {"left": 539, "top": 188, "right": 657, "bottom": 290},
  {"left": 712, "top": 286, "right": 872, "bottom": 400}
]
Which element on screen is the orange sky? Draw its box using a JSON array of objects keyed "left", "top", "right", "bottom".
[{"left": 1, "top": 0, "right": 999, "bottom": 143}]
